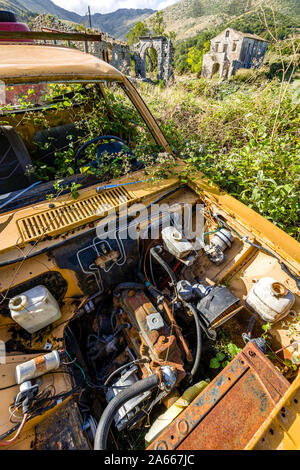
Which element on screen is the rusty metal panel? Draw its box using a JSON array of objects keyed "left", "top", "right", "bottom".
[
  {"left": 245, "top": 372, "right": 300, "bottom": 450},
  {"left": 34, "top": 400, "right": 90, "bottom": 450},
  {"left": 148, "top": 342, "right": 290, "bottom": 450}
]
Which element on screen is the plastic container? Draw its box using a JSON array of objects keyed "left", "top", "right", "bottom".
[
  {"left": 9, "top": 285, "right": 61, "bottom": 334},
  {"left": 15, "top": 350, "right": 61, "bottom": 384},
  {"left": 246, "top": 277, "right": 295, "bottom": 323},
  {"left": 145, "top": 380, "right": 209, "bottom": 445},
  {"left": 161, "top": 226, "right": 194, "bottom": 259}
]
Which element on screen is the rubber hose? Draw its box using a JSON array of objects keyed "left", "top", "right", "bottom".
[
  {"left": 182, "top": 301, "right": 202, "bottom": 378},
  {"left": 94, "top": 374, "right": 160, "bottom": 450},
  {"left": 150, "top": 246, "right": 177, "bottom": 288},
  {"left": 145, "top": 184, "right": 186, "bottom": 210}
]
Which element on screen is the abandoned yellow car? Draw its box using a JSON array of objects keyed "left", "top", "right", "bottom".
[{"left": 0, "top": 30, "right": 299, "bottom": 451}]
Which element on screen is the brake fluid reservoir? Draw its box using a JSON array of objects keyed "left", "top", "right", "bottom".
[
  {"left": 9, "top": 285, "right": 61, "bottom": 334},
  {"left": 161, "top": 226, "right": 194, "bottom": 259},
  {"left": 246, "top": 277, "right": 295, "bottom": 323}
]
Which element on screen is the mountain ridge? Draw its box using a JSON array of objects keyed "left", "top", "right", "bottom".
[
  {"left": 0, "top": 0, "right": 155, "bottom": 39},
  {"left": 0, "top": 0, "right": 298, "bottom": 41}
]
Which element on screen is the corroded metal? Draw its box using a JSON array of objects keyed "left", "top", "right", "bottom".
[
  {"left": 94, "top": 250, "right": 120, "bottom": 270},
  {"left": 162, "top": 300, "right": 193, "bottom": 363},
  {"left": 119, "top": 289, "right": 185, "bottom": 384},
  {"left": 148, "top": 342, "right": 290, "bottom": 450},
  {"left": 34, "top": 400, "right": 90, "bottom": 450}
]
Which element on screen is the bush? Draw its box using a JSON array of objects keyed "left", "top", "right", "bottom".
[{"left": 136, "top": 75, "right": 300, "bottom": 240}]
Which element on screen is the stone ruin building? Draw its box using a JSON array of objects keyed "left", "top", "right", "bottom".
[
  {"left": 201, "top": 28, "right": 268, "bottom": 79},
  {"left": 31, "top": 14, "right": 131, "bottom": 75},
  {"left": 31, "top": 16, "right": 174, "bottom": 83},
  {"left": 134, "top": 36, "right": 174, "bottom": 82}
]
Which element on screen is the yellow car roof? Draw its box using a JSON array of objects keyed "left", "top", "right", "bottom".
[{"left": 0, "top": 44, "right": 124, "bottom": 83}]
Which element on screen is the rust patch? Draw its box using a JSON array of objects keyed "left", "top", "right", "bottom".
[
  {"left": 34, "top": 400, "right": 90, "bottom": 450},
  {"left": 33, "top": 355, "right": 47, "bottom": 374},
  {"left": 148, "top": 342, "right": 289, "bottom": 450},
  {"left": 120, "top": 290, "right": 186, "bottom": 384},
  {"left": 94, "top": 250, "right": 120, "bottom": 270}
]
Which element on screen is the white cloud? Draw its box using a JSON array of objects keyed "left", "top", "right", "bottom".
[
  {"left": 157, "top": 0, "right": 178, "bottom": 10},
  {"left": 52, "top": 0, "right": 179, "bottom": 15}
]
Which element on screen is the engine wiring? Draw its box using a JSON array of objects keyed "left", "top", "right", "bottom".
[
  {"left": 0, "top": 413, "right": 29, "bottom": 447},
  {"left": 1, "top": 185, "right": 298, "bottom": 451}
]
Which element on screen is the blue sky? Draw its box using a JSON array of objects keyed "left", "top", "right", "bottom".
[{"left": 52, "top": 0, "right": 179, "bottom": 15}]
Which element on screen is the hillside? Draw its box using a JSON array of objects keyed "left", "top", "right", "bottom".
[
  {"left": 87, "top": 10, "right": 156, "bottom": 40},
  {"left": 0, "top": 0, "right": 80, "bottom": 21},
  {"left": 147, "top": 0, "right": 300, "bottom": 39},
  {"left": 1, "top": 0, "right": 298, "bottom": 42},
  {"left": 0, "top": 0, "right": 155, "bottom": 39}
]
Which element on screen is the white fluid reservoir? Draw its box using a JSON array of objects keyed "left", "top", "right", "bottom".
[
  {"left": 161, "top": 226, "right": 194, "bottom": 259},
  {"left": 15, "top": 350, "right": 61, "bottom": 384},
  {"left": 246, "top": 277, "right": 295, "bottom": 323},
  {"left": 9, "top": 285, "right": 61, "bottom": 334}
]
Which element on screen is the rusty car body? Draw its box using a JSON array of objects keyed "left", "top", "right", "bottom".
[{"left": 0, "top": 30, "right": 299, "bottom": 451}]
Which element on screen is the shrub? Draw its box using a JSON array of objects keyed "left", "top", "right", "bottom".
[{"left": 136, "top": 75, "right": 300, "bottom": 240}]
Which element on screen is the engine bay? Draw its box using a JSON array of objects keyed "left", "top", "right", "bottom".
[{"left": 0, "top": 184, "right": 299, "bottom": 450}]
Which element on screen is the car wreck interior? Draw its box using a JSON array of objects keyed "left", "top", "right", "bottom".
[{"left": 0, "top": 81, "right": 148, "bottom": 207}]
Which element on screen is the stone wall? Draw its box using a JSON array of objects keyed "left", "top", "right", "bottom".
[
  {"left": 31, "top": 14, "right": 131, "bottom": 75},
  {"left": 134, "top": 36, "right": 174, "bottom": 83}
]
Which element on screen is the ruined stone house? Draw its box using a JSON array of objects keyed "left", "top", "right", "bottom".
[
  {"left": 201, "top": 28, "right": 269, "bottom": 79},
  {"left": 31, "top": 14, "right": 131, "bottom": 75}
]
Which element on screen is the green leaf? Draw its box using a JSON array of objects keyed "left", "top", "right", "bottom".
[
  {"left": 227, "top": 343, "right": 242, "bottom": 357},
  {"left": 284, "top": 359, "right": 297, "bottom": 371},
  {"left": 209, "top": 358, "right": 221, "bottom": 369},
  {"left": 262, "top": 322, "right": 271, "bottom": 332},
  {"left": 216, "top": 352, "right": 226, "bottom": 361}
]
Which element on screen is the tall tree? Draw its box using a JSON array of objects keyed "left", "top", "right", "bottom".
[
  {"left": 150, "top": 11, "right": 166, "bottom": 35},
  {"left": 126, "top": 21, "right": 150, "bottom": 45}
]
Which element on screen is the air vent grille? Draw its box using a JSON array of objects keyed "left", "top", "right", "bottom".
[{"left": 17, "top": 185, "right": 135, "bottom": 243}]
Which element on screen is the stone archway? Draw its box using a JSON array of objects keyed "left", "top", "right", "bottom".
[
  {"left": 145, "top": 45, "right": 158, "bottom": 74},
  {"left": 212, "top": 62, "right": 220, "bottom": 77},
  {"left": 134, "top": 36, "right": 173, "bottom": 83}
]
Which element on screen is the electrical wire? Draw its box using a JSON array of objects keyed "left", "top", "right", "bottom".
[
  {"left": 182, "top": 301, "right": 202, "bottom": 378},
  {"left": 150, "top": 246, "right": 178, "bottom": 295},
  {"left": 0, "top": 383, "right": 18, "bottom": 391},
  {"left": 202, "top": 222, "right": 223, "bottom": 242},
  {"left": 0, "top": 413, "right": 28, "bottom": 447},
  {"left": 9, "top": 403, "right": 24, "bottom": 423},
  {"left": 0, "top": 383, "right": 80, "bottom": 442},
  {"left": 64, "top": 349, "right": 130, "bottom": 390},
  {"left": 159, "top": 260, "right": 181, "bottom": 290},
  {"left": 0, "top": 181, "right": 42, "bottom": 210},
  {"left": 0, "top": 369, "right": 74, "bottom": 392}
]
